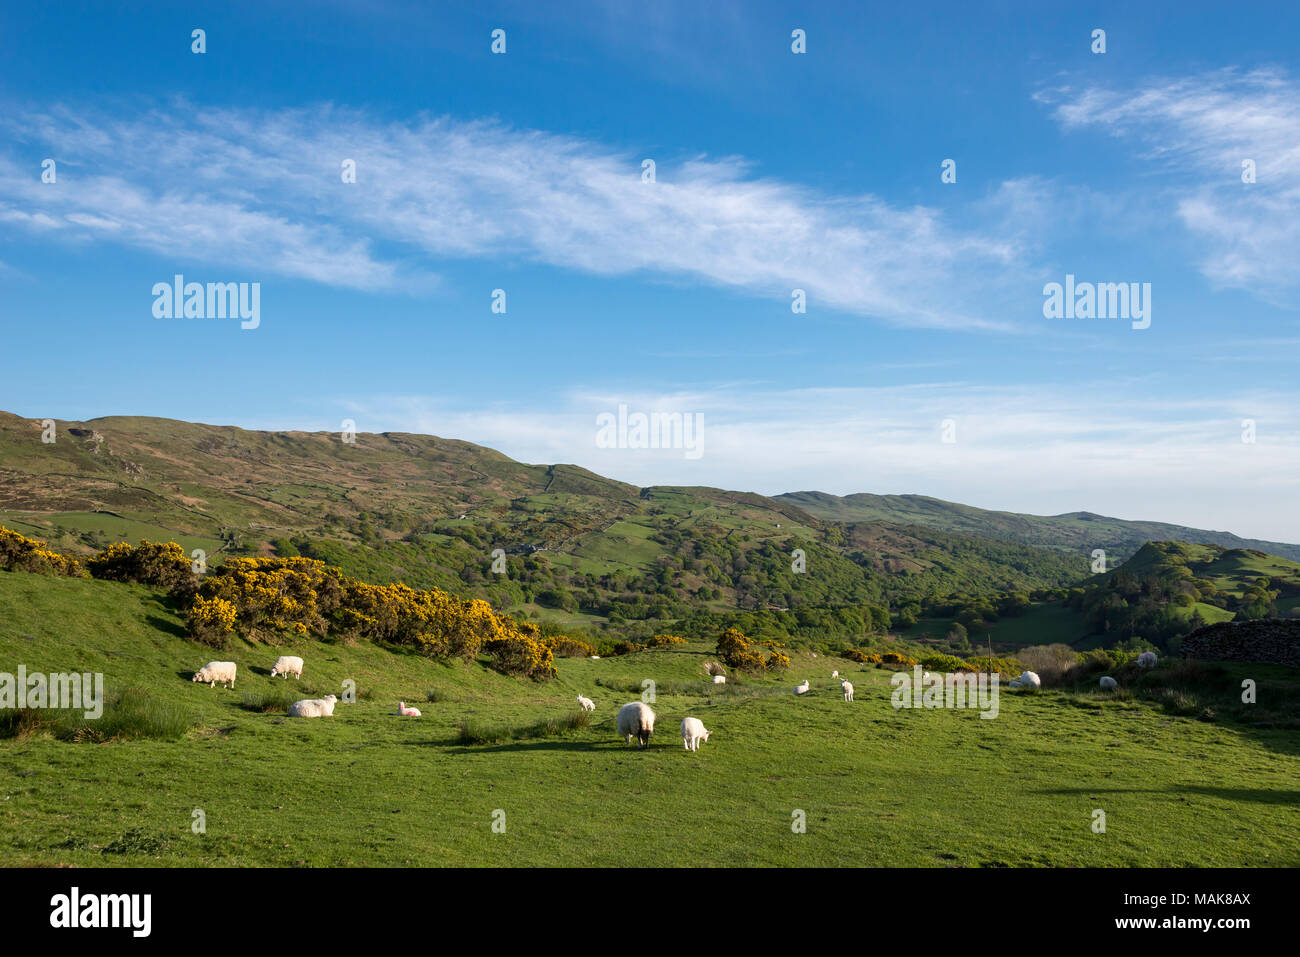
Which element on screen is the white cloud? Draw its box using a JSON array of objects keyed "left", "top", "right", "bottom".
[
  {"left": 1040, "top": 68, "right": 1300, "bottom": 299},
  {"left": 1, "top": 100, "right": 1034, "bottom": 329}
]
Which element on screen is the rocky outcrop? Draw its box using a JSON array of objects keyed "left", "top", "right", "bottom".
[{"left": 1182, "top": 618, "right": 1300, "bottom": 668}]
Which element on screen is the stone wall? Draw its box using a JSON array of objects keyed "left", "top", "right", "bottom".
[{"left": 1181, "top": 618, "right": 1300, "bottom": 668}]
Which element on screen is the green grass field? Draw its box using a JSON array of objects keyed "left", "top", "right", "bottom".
[{"left": 1, "top": 570, "right": 1296, "bottom": 867}]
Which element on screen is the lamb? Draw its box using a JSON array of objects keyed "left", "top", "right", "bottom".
[
  {"left": 831, "top": 670, "right": 839, "bottom": 678},
  {"left": 1099, "top": 676, "right": 1118, "bottom": 690},
  {"left": 191, "top": 661, "right": 237, "bottom": 688},
  {"left": 616, "top": 701, "right": 656, "bottom": 748},
  {"left": 712, "top": 675, "right": 726, "bottom": 684},
  {"left": 287, "top": 695, "right": 338, "bottom": 718},
  {"left": 1137, "top": 651, "right": 1157, "bottom": 669},
  {"left": 1008, "top": 670, "right": 1042, "bottom": 689},
  {"left": 840, "top": 679, "right": 854, "bottom": 702},
  {"left": 680, "top": 716, "right": 711, "bottom": 751},
  {"left": 577, "top": 694, "right": 595, "bottom": 711},
  {"left": 396, "top": 701, "right": 421, "bottom": 716},
  {"left": 269, "top": 655, "right": 304, "bottom": 679},
  {"left": 794, "top": 679, "right": 810, "bottom": 695}
]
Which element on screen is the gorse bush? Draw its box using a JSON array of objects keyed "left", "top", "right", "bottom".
[
  {"left": 87, "top": 539, "right": 198, "bottom": 600},
  {"left": 646, "top": 633, "right": 686, "bottom": 647},
  {"left": 0, "top": 527, "right": 84, "bottom": 577},
  {"left": 716, "top": 627, "right": 784, "bottom": 672}
]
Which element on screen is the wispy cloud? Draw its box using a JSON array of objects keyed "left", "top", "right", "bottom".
[
  {"left": 1039, "top": 67, "right": 1300, "bottom": 300},
  {"left": 1, "top": 100, "right": 1035, "bottom": 329}
]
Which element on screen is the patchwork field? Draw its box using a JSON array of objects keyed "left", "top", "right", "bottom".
[{"left": 1, "top": 571, "right": 1296, "bottom": 867}]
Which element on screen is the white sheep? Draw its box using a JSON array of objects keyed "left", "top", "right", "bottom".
[
  {"left": 712, "top": 675, "right": 726, "bottom": 684},
  {"left": 680, "top": 716, "right": 711, "bottom": 751},
  {"left": 191, "top": 661, "right": 237, "bottom": 688},
  {"left": 840, "top": 679, "right": 854, "bottom": 702},
  {"left": 1008, "top": 670, "right": 1042, "bottom": 689},
  {"left": 616, "top": 701, "right": 656, "bottom": 748},
  {"left": 577, "top": 694, "right": 595, "bottom": 712},
  {"left": 794, "top": 679, "right": 810, "bottom": 695},
  {"left": 287, "top": 695, "right": 338, "bottom": 718},
  {"left": 590, "top": 655, "right": 601, "bottom": 660},
  {"left": 831, "top": 670, "right": 839, "bottom": 678},
  {"left": 1099, "top": 676, "right": 1118, "bottom": 690},
  {"left": 1137, "top": 651, "right": 1157, "bottom": 669},
  {"left": 396, "top": 701, "right": 421, "bottom": 716},
  {"left": 269, "top": 655, "right": 304, "bottom": 679}
]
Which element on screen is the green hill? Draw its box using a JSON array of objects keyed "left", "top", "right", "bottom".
[
  {"left": 778, "top": 491, "right": 1300, "bottom": 563},
  {"left": 2, "top": 569, "right": 1296, "bottom": 867}
]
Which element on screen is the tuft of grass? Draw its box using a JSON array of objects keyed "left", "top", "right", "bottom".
[
  {"left": 0, "top": 688, "right": 192, "bottom": 742},
  {"left": 457, "top": 708, "right": 592, "bottom": 745},
  {"left": 240, "top": 688, "right": 303, "bottom": 714},
  {"left": 101, "top": 827, "right": 172, "bottom": 856}
]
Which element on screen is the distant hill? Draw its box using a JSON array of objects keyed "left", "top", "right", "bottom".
[
  {"left": 777, "top": 491, "right": 1300, "bottom": 563},
  {"left": 0, "top": 411, "right": 1091, "bottom": 642}
]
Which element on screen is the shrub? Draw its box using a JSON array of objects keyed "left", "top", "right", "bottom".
[
  {"left": 484, "top": 633, "right": 557, "bottom": 681},
  {"left": 543, "top": 634, "right": 598, "bottom": 658},
  {"left": 965, "top": 655, "right": 1025, "bottom": 680},
  {"left": 187, "top": 596, "right": 237, "bottom": 648},
  {"left": 879, "top": 652, "right": 918, "bottom": 669},
  {"left": 1010, "top": 644, "right": 1078, "bottom": 685},
  {"left": 646, "top": 633, "right": 686, "bottom": 647},
  {"left": 702, "top": 661, "right": 727, "bottom": 677},
  {"left": 87, "top": 539, "right": 197, "bottom": 600},
  {"left": 0, "top": 527, "right": 85, "bottom": 577},
  {"left": 919, "top": 652, "right": 971, "bottom": 673}
]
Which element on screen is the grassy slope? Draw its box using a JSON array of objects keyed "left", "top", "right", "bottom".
[
  {"left": 780, "top": 491, "right": 1300, "bottom": 563},
  {"left": 1, "top": 571, "right": 1296, "bottom": 867}
]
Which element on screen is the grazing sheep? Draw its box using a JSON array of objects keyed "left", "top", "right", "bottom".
[
  {"left": 794, "top": 679, "right": 810, "bottom": 695},
  {"left": 616, "top": 701, "right": 656, "bottom": 748},
  {"left": 1137, "top": 651, "right": 1157, "bottom": 669},
  {"left": 680, "top": 717, "right": 711, "bottom": 751},
  {"left": 840, "top": 679, "right": 854, "bottom": 702},
  {"left": 1008, "top": 670, "right": 1042, "bottom": 689},
  {"left": 590, "top": 655, "right": 601, "bottom": 660},
  {"left": 287, "top": 695, "right": 338, "bottom": 718},
  {"left": 577, "top": 694, "right": 595, "bottom": 712},
  {"left": 831, "top": 670, "right": 839, "bottom": 678},
  {"left": 269, "top": 655, "right": 304, "bottom": 679},
  {"left": 396, "top": 701, "right": 422, "bottom": 716},
  {"left": 191, "top": 661, "right": 237, "bottom": 688},
  {"left": 1099, "top": 676, "right": 1118, "bottom": 690}
]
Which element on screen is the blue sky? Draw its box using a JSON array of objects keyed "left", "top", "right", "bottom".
[{"left": 2, "top": 1, "right": 1298, "bottom": 540}]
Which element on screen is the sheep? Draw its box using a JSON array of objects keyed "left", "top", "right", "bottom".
[
  {"left": 396, "top": 701, "right": 422, "bottom": 716},
  {"left": 1008, "top": 670, "right": 1042, "bottom": 689},
  {"left": 680, "top": 716, "right": 711, "bottom": 751},
  {"left": 269, "top": 655, "right": 304, "bottom": 680},
  {"left": 712, "top": 675, "right": 726, "bottom": 685},
  {"left": 1099, "top": 676, "right": 1118, "bottom": 690},
  {"left": 1137, "top": 651, "right": 1157, "bottom": 669},
  {"left": 840, "top": 679, "right": 854, "bottom": 702},
  {"left": 590, "top": 655, "right": 601, "bottom": 660},
  {"left": 191, "top": 661, "right": 237, "bottom": 688},
  {"left": 794, "top": 679, "right": 810, "bottom": 695},
  {"left": 616, "top": 701, "right": 656, "bottom": 748},
  {"left": 831, "top": 670, "right": 839, "bottom": 678},
  {"left": 577, "top": 694, "right": 595, "bottom": 712},
  {"left": 287, "top": 695, "right": 338, "bottom": 718}
]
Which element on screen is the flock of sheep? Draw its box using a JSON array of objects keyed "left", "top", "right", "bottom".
[{"left": 190, "top": 648, "right": 1159, "bottom": 744}]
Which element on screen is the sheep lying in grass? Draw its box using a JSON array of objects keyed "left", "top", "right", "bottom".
[
  {"left": 1137, "top": 651, "right": 1158, "bottom": 669},
  {"left": 287, "top": 695, "right": 338, "bottom": 718},
  {"left": 840, "top": 679, "right": 854, "bottom": 702},
  {"left": 794, "top": 680, "right": 810, "bottom": 695},
  {"left": 396, "top": 702, "right": 421, "bottom": 716},
  {"left": 617, "top": 701, "right": 656, "bottom": 748},
  {"left": 1008, "top": 671, "right": 1041, "bottom": 689},
  {"left": 712, "top": 675, "right": 726, "bottom": 684},
  {"left": 1099, "top": 676, "right": 1118, "bottom": 690},
  {"left": 681, "top": 717, "right": 711, "bottom": 751},
  {"left": 577, "top": 694, "right": 595, "bottom": 712},
  {"left": 270, "top": 655, "right": 304, "bottom": 679},
  {"left": 192, "top": 661, "right": 237, "bottom": 688}
]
